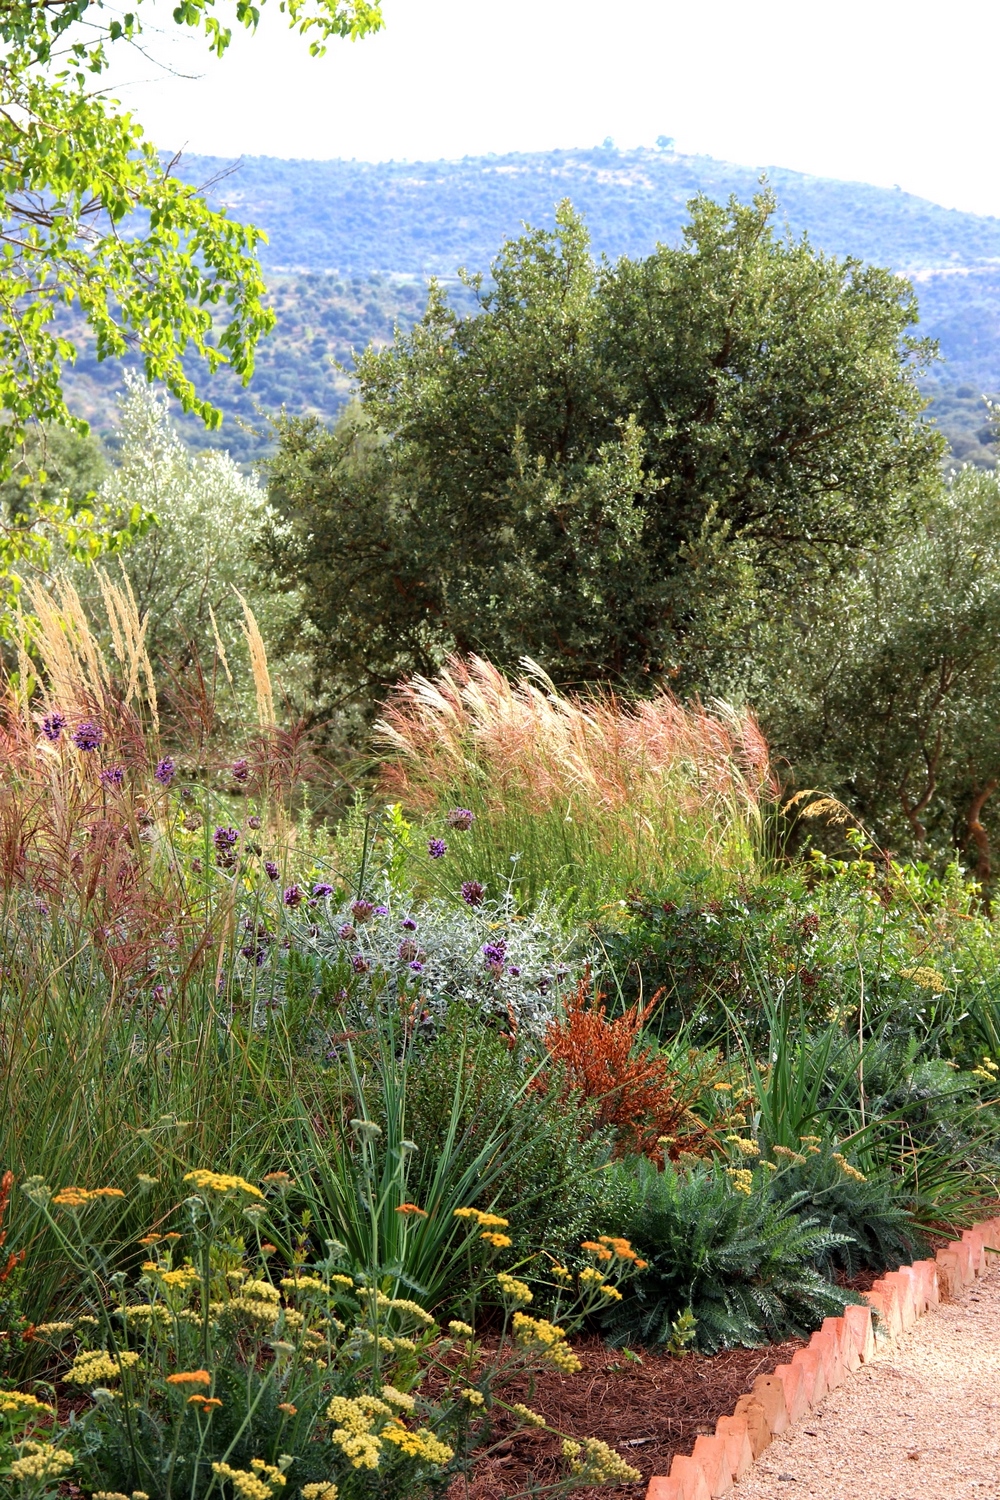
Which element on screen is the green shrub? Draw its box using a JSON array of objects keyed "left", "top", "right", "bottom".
[
  {"left": 598, "top": 1158, "right": 853, "bottom": 1352},
  {"left": 765, "top": 1149, "right": 925, "bottom": 1278}
]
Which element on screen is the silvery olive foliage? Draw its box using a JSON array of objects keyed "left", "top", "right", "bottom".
[{"left": 291, "top": 889, "right": 588, "bottom": 1036}]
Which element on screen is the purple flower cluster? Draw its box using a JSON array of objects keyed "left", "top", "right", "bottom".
[
  {"left": 350, "top": 898, "right": 375, "bottom": 923},
  {"left": 338, "top": 923, "right": 357, "bottom": 942},
  {"left": 398, "top": 939, "right": 418, "bottom": 962},
  {"left": 447, "top": 808, "right": 475, "bottom": 830},
  {"left": 428, "top": 838, "right": 447, "bottom": 859},
  {"left": 264, "top": 860, "right": 280, "bottom": 882},
  {"left": 41, "top": 712, "right": 65, "bottom": 743},
  {"left": 402, "top": 917, "right": 417, "bottom": 931},
  {"left": 351, "top": 954, "right": 370, "bottom": 974},
  {"left": 154, "top": 757, "right": 175, "bottom": 787},
  {"left": 231, "top": 758, "right": 249, "bottom": 784},
  {"left": 72, "top": 720, "right": 102, "bottom": 752},
  {"left": 213, "top": 826, "right": 239, "bottom": 852},
  {"left": 482, "top": 938, "right": 507, "bottom": 968},
  {"left": 99, "top": 765, "right": 125, "bottom": 790},
  {"left": 313, "top": 882, "right": 335, "bottom": 898},
  {"left": 283, "top": 884, "right": 303, "bottom": 908},
  {"left": 461, "top": 880, "right": 485, "bottom": 907}
]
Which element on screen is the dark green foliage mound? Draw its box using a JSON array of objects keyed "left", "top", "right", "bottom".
[
  {"left": 766, "top": 1150, "right": 925, "bottom": 1279},
  {"left": 599, "top": 1159, "right": 854, "bottom": 1352}
]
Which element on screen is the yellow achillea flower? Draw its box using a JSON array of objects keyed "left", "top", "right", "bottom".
[
  {"left": 461, "top": 1388, "right": 485, "bottom": 1406},
  {"left": 713, "top": 1082, "right": 733, "bottom": 1092},
  {"left": 35, "top": 1321, "right": 74, "bottom": 1337},
  {"left": 0, "top": 1391, "right": 53, "bottom": 1415},
  {"left": 832, "top": 1152, "right": 867, "bottom": 1183},
  {"left": 496, "top": 1273, "right": 532, "bottom": 1306},
  {"left": 511, "top": 1403, "right": 545, "bottom": 1428},
  {"left": 725, "top": 1135, "right": 761, "bottom": 1157},
  {"left": 380, "top": 1386, "right": 415, "bottom": 1410},
  {"left": 51, "top": 1186, "right": 125, "bottom": 1208},
  {"left": 726, "top": 1168, "right": 754, "bottom": 1196},
  {"left": 562, "top": 1437, "right": 641, "bottom": 1484},
  {"left": 183, "top": 1170, "right": 264, "bottom": 1200},
  {"left": 9, "top": 1444, "right": 74, "bottom": 1481},
  {"left": 448, "top": 1320, "right": 474, "bottom": 1337},
  {"left": 772, "top": 1145, "right": 807, "bottom": 1165},
  {"left": 211, "top": 1462, "right": 285, "bottom": 1500},
  {"left": 301, "top": 1486, "right": 338, "bottom": 1500},
  {"left": 549, "top": 1264, "right": 573, "bottom": 1283},
  {"left": 480, "top": 1231, "right": 512, "bottom": 1248},
  {"left": 578, "top": 1266, "right": 605, "bottom": 1287},
  {"left": 580, "top": 1241, "right": 613, "bottom": 1261},
  {"left": 65, "top": 1350, "right": 140, "bottom": 1384},
  {"left": 512, "top": 1313, "right": 581, "bottom": 1373},
  {"left": 598, "top": 1284, "right": 623, "bottom": 1301},
  {"left": 381, "top": 1426, "right": 454, "bottom": 1464}
]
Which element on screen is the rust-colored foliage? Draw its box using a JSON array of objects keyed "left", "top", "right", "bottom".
[
  {"left": 0, "top": 1170, "right": 24, "bottom": 1285},
  {"left": 540, "top": 979, "right": 705, "bottom": 1160}
]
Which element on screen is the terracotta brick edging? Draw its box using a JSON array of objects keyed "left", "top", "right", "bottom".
[{"left": 643, "top": 1216, "right": 1000, "bottom": 1499}]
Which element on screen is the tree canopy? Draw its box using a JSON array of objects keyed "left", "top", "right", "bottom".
[{"left": 265, "top": 193, "right": 944, "bottom": 709}]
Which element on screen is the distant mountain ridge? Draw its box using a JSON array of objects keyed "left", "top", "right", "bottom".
[
  {"left": 62, "top": 145, "right": 1000, "bottom": 466},
  {"left": 179, "top": 144, "right": 1000, "bottom": 280}
]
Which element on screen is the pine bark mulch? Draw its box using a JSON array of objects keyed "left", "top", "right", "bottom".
[{"left": 457, "top": 1333, "right": 806, "bottom": 1499}]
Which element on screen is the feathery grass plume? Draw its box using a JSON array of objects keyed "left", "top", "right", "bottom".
[
  {"left": 376, "top": 656, "right": 776, "bottom": 909},
  {"left": 235, "top": 590, "right": 275, "bottom": 730}
]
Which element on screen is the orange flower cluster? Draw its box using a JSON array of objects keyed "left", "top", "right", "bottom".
[
  {"left": 166, "top": 1371, "right": 211, "bottom": 1386},
  {"left": 394, "top": 1203, "right": 428, "bottom": 1218},
  {"left": 51, "top": 1187, "right": 125, "bottom": 1209}
]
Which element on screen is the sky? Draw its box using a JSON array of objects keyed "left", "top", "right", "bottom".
[{"left": 105, "top": 0, "right": 1000, "bottom": 219}]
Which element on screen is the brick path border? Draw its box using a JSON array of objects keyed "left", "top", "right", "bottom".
[{"left": 643, "top": 1217, "right": 1000, "bottom": 1499}]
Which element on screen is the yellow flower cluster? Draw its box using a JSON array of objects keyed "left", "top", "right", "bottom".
[
  {"left": 380, "top": 1385, "right": 415, "bottom": 1410},
  {"left": 453, "top": 1207, "right": 509, "bottom": 1228},
  {"left": 480, "top": 1231, "right": 512, "bottom": 1248},
  {"left": 65, "top": 1350, "right": 140, "bottom": 1385},
  {"left": 301, "top": 1485, "right": 338, "bottom": 1500},
  {"left": 512, "top": 1313, "right": 581, "bottom": 1373},
  {"left": 772, "top": 1145, "right": 807, "bottom": 1165},
  {"left": 496, "top": 1273, "right": 533, "bottom": 1306},
  {"left": 280, "top": 1275, "right": 330, "bottom": 1294},
  {"left": 182, "top": 1170, "right": 264, "bottom": 1200},
  {"left": 578, "top": 1266, "right": 606, "bottom": 1288},
  {"left": 380, "top": 1426, "right": 454, "bottom": 1464},
  {"left": 35, "top": 1321, "right": 75, "bottom": 1337},
  {"left": 51, "top": 1186, "right": 125, "bottom": 1209},
  {"left": 242, "top": 1279, "right": 281, "bottom": 1303},
  {"left": 900, "top": 966, "right": 946, "bottom": 992},
  {"left": 561, "top": 1438, "right": 641, "bottom": 1484},
  {"left": 973, "top": 1056, "right": 999, "bottom": 1084},
  {"left": 447, "top": 1320, "right": 473, "bottom": 1338},
  {"left": 832, "top": 1152, "right": 867, "bottom": 1183},
  {"left": 549, "top": 1264, "right": 573, "bottom": 1283},
  {"left": 460, "top": 1388, "right": 485, "bottom": 1406},
  {"left": 211, "top": 1461, "right": 285, "bottom": 1500},
  {"left": 510, "top": 1403, "right": 545, "bottom": 1428},
  {"left": 9, "top": 1443, "right": 75, "bottom": 1481},
  {"left": 726, "top": 1168, "right": 754, "bottom": 1196},
  {"left": 725, "top": 1135, "right": 761, "bottom": 1157},
  {"left": 141, "top": 1263, "right": 200, "bottom": 1292},
  {"left": 0, "top": 1391, "right": 53, "bottom": 1415}
]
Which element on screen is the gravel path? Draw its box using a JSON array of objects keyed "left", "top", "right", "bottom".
[{"left": 735, "top": 1272, "right": 1000, "bottom": 1499}]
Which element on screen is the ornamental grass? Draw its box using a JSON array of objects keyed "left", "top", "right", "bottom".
[{"left": 376, "top": 655, "right": 776, "bottom": 911}]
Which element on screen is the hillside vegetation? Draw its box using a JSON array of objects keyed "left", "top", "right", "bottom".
[{"left": 57, "top": 145, "right": 1000, "bottom": 464}]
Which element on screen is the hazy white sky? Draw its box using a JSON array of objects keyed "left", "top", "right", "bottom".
[{"left": 107, "top": 0, "right": 1000, "bottom": 218}]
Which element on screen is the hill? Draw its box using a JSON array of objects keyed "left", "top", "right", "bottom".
[{"left": 62, "top": 144, "right": 1000, "bottom": 464}]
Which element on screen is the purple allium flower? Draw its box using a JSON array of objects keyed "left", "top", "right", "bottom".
[
  {"left": 351, "top": 898, "right": 375, "bottom": 922},
  {"left": 247, "top": 815, "right": 262, "bottom": 830},
  {"left": 482, "top": 939, "right": 507, "bottom": 968},
  {"left": 154, "top": 756, "right": 175, "bottom": 786},
  {"left": 338, "top": 923, "right": 357, "bottom": 942},
  {"left": 461, "top": 880, "right": 485, "bottom": 907},
  {"left": 409, "top": 960, "right": 425, "bottom": 973},
  {"left": 264, "top": 860, "right": 279, "bottom": 881},
  {"left": 398, "top": 939, "right": 418, "bottom": 962},
  {"left": 283, "top": 884, "right": 303, "bottom": 908},
  {"left": 351, "top": 954, "right": 370, "bottom": 974},
  {"left": 402, "top": 917, "right": 417, "bottom": 931},
  {"left": 447, "top": 808, "right": 475, "bottom": 830},
  {"left": 231, "top": 758, "right": 249, "bottom": 784},
  {"left": 313, "top": 882, "right": 335, "bottom": 898},
  {"left": 213, "top": 826, "right": 239, "bottom": 852},
  {"left": 100, "top": 765, "right": 125, "bottom": 789},
  {"left": 72, "top": 720, "right": 102, "bottom": 752},
  {"left": 507, "top": 964, "right": 522, "bottom": 977},
  {"left": 428, "top": 838, "right": 447, "bottom": 859},
  {"left": 41, "top": 712, "right": 65, "bottom": 743}
]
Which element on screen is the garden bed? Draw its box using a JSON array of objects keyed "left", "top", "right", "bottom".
[{"left": 458, "top": 1335, "right": 806, "bottom": 1497}]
